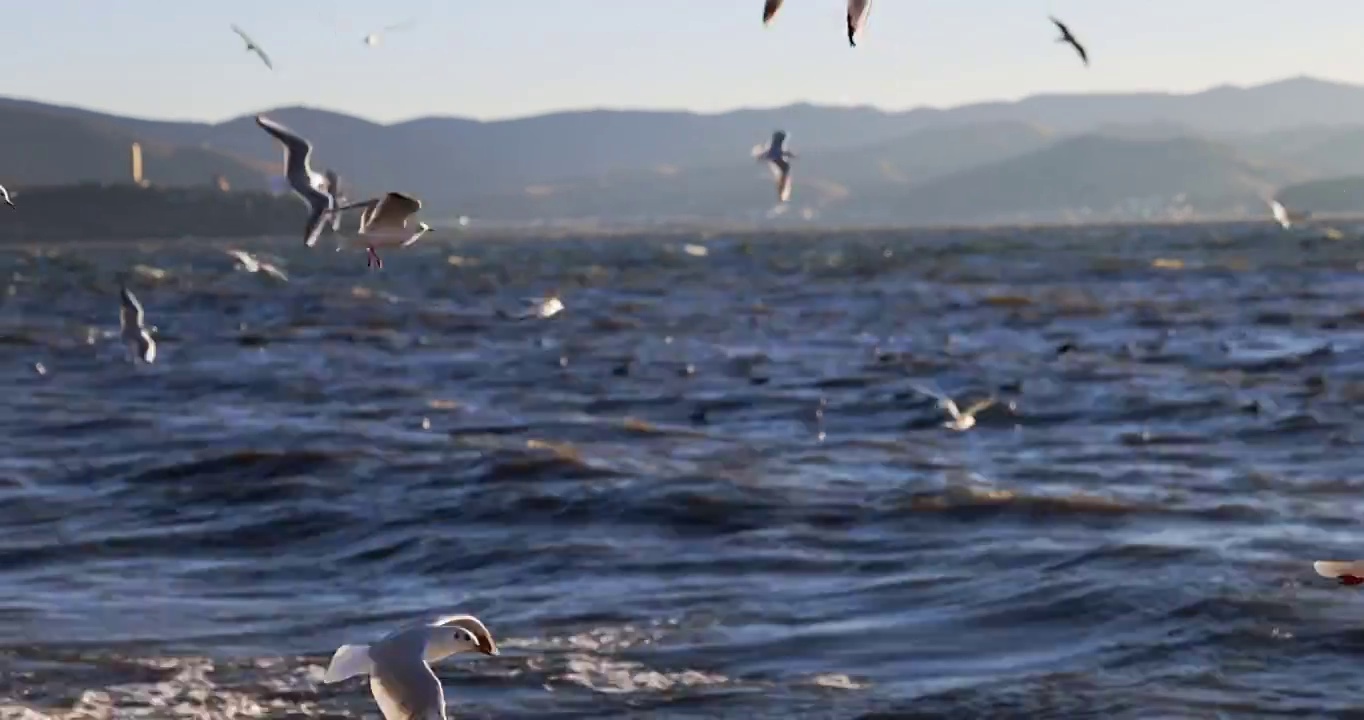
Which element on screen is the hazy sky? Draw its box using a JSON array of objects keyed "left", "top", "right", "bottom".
[{"left": 6, "top": 1, "right": 1364, "bottom": 124}]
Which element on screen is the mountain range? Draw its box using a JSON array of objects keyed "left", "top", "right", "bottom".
[{"left": 8, "top": 75, "right": 1364, "bottom": 227}]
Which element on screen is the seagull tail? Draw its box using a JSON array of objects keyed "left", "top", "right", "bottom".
[{"left": 322, "top": 643, "right": 375, "bottom": 683}]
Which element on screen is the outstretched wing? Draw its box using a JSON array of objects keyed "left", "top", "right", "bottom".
[
  {"left": 119, "top": 286, "right": 145, "bottom": 330},
  {"left": 763, "top": 0, "right": 784, "bottom": 25}
]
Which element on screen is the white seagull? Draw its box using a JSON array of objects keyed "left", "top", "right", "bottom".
[
  {"left": 911, "top": 384, "right": 996, "bottom": 431},
  {"left": 224, "top": 249, "right": 289, "bottom": 282},
  {"left": 1314, "top": 561, "right": 1364, "bottom": 586},
  {"left": 255, "top": 115, "right": 336, "bottom": 247},
  {"left": 322, "top": 614, "right": 499, "bottom": 720},
  {"left": 752, "top": 130, "right": 796, "bottom": 203},
  {"left": 333, "top": 192, "right": 431, "bottom": 269},
  {"left": 514, "top": 295, "right": 564, "bottom": 320},
  {"left": 1269, "top": 199, "right": 1309, "bottom": 230},
  {"left": 0, "top": 184, "right": 14, "bottom": 209},
  {"left": 230, "top": 25, "right": 274, "bottom": 70},
  {"left": 847, "top": 0, "right": 873, "bottom": 46},
  {"left": 119, "top": 286, "right": 156, "bottom": 364}
]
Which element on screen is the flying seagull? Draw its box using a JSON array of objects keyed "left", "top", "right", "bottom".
[
  {"left": 763, "top": 0, "right": 784, "bottom": 25},
  {"left": 847, "top": 0, "right": 872, "bottom": 47},
  {"left": 1268, "top": 199, "right": 1309, "bottom": 230},
  {"left": 364, "top": 18, "right": 417, "bottom": 47},
  {"left": 910, "top": 384, "right": 997, "bottom": 431},
  {"left": 255, "top": 115, "right": 336, "bottom": 247},
  {"left": 0, "top": 184, "right": 15, "bottom": 209},
  {"left": 322, "top": 614, "right": 499, "bottom": 720},
  {"left": 752, "top": 130, "right": 796, "bottom": 203},
  {"left": 224, "top": 249, "right": 289, "bottom": 282},
  {"left": 1314, "top": 561, "right": 1364, "bottom": 586},
  {"left": 333, "top": 192, "right": 431, "bottom": 269},
  {"left": 1049, "top": 16, "right": 1088, "bottom": 66},
  {"left": 230, "top": 25, "right": 274, "bottom": 70},
  {"left": 119, "top": 286, "right": 156, "bottom": 364}
]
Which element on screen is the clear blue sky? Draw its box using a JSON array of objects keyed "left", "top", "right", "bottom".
[{"left": 5, "top": 0, "right": 1364, "bottom": 124}]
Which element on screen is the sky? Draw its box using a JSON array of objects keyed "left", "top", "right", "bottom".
[{"left": 5, "top": 1, "right": 1364, "bottom": 124}]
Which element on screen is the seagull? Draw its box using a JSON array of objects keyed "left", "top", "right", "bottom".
[
  {"left": 752, "top": 131, "right": 795, "bottom": 203},
  {"left": 0, "top": 184, "right": 14, "bottom": 209},
  {"left": 323, "top": 169, "right": 347, "bottom": 232},
  {"left": 911, "top": 384, "right": 996, "bottom": 431},
  {"left": 763, "top": 0, "right": 784, "bottom": 25},
  {"left": 321, "top": 614, "right": 499, "bottom": 720},
  {"left": 119, "top": 286, "right": 156, "bottom": 364},
  {"left": 255, "top": 115, "right": 336, "bottom": 247},
  {"left": 1269, "top": 199, "right": 1309, "bottom": 230},
  {"left": 230, "top": 25, "right": 274, "bottom": 70},
  {"left": 1049, "top": 16, "right": 1088, "bottom": 66},
  {"left": 225, "top": 249, "right": 289, "bottom": 282},
  {"left": 847, "top": 0, "right": 873, "bottom": 46},
  {"left": 508, "top": 295, "right": 564, "bottom": 320},
  {"left": 1314, "top": 561, "right": 1364, "bottom": 586},
  {"left": 364, "top": 19, "right": 417, "bottom": 47},
  {"left": 332, "top": 192, "right": 431, "bottom": 269}
]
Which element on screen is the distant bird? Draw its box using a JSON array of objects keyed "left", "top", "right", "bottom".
[
  {"left": 323, "top": 169, "right": 347, "bottom": 232},
  {"left": 911, "top": 384, "right": 996, "bottom": 431},
  {"left": 752, "top": 130, "right": 796, "bottom": 203},
  {"left": 333, "top": 192, "right": 431, "bottom": 269},
  {"left": 322, "top": 614, "right": 499, "bottom": 720},
  {"left": 846, "top": 0, "right": 872, "bottom": 47},
  {"left": 763, "top": 0, "right": 784, "bottom": 25},
  {"left": 1269, "top": 199, "right": 1310, "bottom": 230},
  {"left": 1049, "top": 16, "right": 1088, "bottom": 66},
  {"left": 255, "top": 115, "right": 336, "bottom": 247},
  {"left": 1315, "top": 561, "right": 1364, "bottom": 586},
  {"left": 508, "top": 295, "right": 564, "bottom": 320},
  {"left": 119, "top": 286, "right": 156, "bottom": 364},
  {"left": 224, "top": 249, "right": 289, "bottom": 282},
  {"left": 0, "top": 184, "right": 15, "bottom": 209},
  {"left": 230, "top": 25, "right": 274, "bottom": 70},
  {"left": 363, "top": 19, "right": 417, "bottom": 47}
]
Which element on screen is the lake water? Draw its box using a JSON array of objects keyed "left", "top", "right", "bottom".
[{"left": 3, "top": 224, "right": 1364, "bottom": 719}]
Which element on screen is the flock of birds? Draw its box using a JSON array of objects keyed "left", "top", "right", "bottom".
[
  {"left": 751, "top": 3, "right": 1089, "bottom": 204},
  {"left": 70, "top": 6, "right": 1359, "bottom": 719}
]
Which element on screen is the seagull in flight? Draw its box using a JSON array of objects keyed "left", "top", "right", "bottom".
[
  {"left": 763, "top": 0, "right": 784, "bottom": 25},
  {"left": 752, "top": 130, "right": 796, "bottom": 203},
  {"left": 911, "top": 384, "right": 997, "bottom": 431},
  {"left": 0, "top": 184, "right": 14, "bottom": 209},
  {"left": 333, "top": 192, "right": 431, "bottom": 269},
  {"left": 1049, "top": 16, "right": 1088, "bottom": 67},
  {"left": 364, "top": 18, "right": 417, "bottom": 47},
  {"left": 322, "top": 614, "right": 498, "bottom": 720},
  {"left": 255, "top": 115, "right": 336, "bottom": 247},
  {"left": 230, "top": 25, "right": 274, "bottom": 70},
  {"left": 119, "top": 286, "right": 156, "bottom": 364},
  {"left": 847, "top": 0, "right": 872, "bottom": 46},
  {"left": 1268, "top": 199, "right": 1309, "bottom": 230},
  {"left": 224, "top": 249, "right": 289, "bottom": 282}
]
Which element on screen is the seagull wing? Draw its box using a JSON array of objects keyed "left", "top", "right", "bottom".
[
  {"left": 119, "top": 286, "right": 145, "bottom": 330},
  {"left": 763, "top": 0, "right": 784, "bottom": 25},
  {"left": 261, "top": 264, "right": 289, "bottom": 282},
  {"left": 1072, "top": 39, "right": 1088, "bottom": 66},
  {"left": 1315, "top": 561, "right": 1364, "bottom": 579},
  {"left": 847, "top": 0, "right": 872, "bottom": 46},
  {"left": 962, "top": 398, "right": 998, "bottom": 418},
  {"left": 224, "top": 249, "right": 256, "bottom": 270},
  {"left": 253, "top": 45, "right": 274, "bottom": 70},
  {"left": 255, "top": 115, "right": 316, "bottom": 186},
  {"left": 369, "top": 658, "right": 445, "bottom": 720},
  {"left": 230, "top": 24, "right": 254, "bottom": 46}
]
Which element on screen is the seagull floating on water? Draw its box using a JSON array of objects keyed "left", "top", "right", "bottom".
[
  {"left": 119, "top": 286, "right": 156, "bottom": 364},
  {"left": 322, "top": 614, "right": 499, "bottom": 720},
  {"left": 846, "top": 0, "right": 872, "bottom": 46},
  {"left": 230, "top": 25, "right": 274, "bottom": 70},
  {"left": 255, "top": 115, "right": 336, "bottom": 247},
  {"left": 1314, "top": 561, "right": 1364, "bottom": 586},
  {"left": 224, "top": 249, "right": 288, "bottom": 282},
  {"left": 1049, "top": 16, "right": 1088, "bottom": 66},
  {"left": 911, "top": 384, "right": 997, "bottom": 431},
  {"left": 752, "top": 131, "right": 796, "bottom": 203},
  {"left": 333, "top": 192, "right": 431, "bottom": 269},
  {"left": 510, "top": 295, "right": 564, "bottom": 320}
]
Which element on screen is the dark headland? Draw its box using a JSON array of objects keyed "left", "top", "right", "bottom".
[{"left": 0, "top": 182, "right": 304, "bottom": 242}]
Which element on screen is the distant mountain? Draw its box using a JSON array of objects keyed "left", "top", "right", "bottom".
[
  {"left": 1275, "top": 176, "right": 1364, "bottom": 213},
  {"left": 4, "top": 76, "right": 1364, "bottom": 225}
]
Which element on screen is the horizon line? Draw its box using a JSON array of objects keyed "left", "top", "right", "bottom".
[{"left": 1, "top": 72, "right": 1353, "bottom": 128}]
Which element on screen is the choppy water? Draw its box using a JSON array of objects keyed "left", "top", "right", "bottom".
[{"left": 4, "top": 225, "right": 1364, "bottom": 719}]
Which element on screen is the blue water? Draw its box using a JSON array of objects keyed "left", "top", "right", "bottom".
[{"left": 4, "top": 225, "right": 1364, "bottom": 718}]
